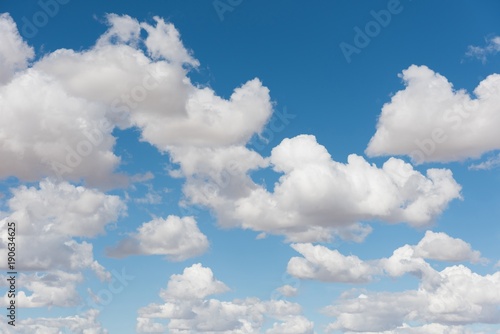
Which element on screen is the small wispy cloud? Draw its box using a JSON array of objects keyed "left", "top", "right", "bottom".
[
  {"left": 466, "top": 36, "right": 500, "bottom": 63},
  {"left": 130, "top": 171, "right": 155, "bottom": 183},
  {"left": 469, "top": 153, "right": 500, "bottom": 171},
  {"left": 134, "top": 184, "right": 163, "bottom": 204}
]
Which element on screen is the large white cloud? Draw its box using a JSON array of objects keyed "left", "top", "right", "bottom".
[
  {"left": 366, "top": 65, "right": 500, "bottom": 163},
  {"left": 0, "top": 13, "right": 272, "bottom": 186},
  {"left": 0, "top": 56, "right": 123, "bottom": 187},
  {"left": 286, "top": 231, "right": 485, "bottom": 285},
  {"left": 136, "top": 263, "right": 314, "bottom": 333},
  {"left": 324, "top": 265, "right": 500, "bottom": 332},
  {"left": 106, "top": 215, "right": 209, "bottom": 261},
  {"left": 180, "top": 135, "right": 461, "bottom": 242},
  {"left": 317, "top": 232, "right": 496, "bottom": 333},
  {"left": 0, "top": 179, "right": 125, "bottom": 306}
]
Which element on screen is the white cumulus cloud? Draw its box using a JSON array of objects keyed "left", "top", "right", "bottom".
[
  {"left": 287, "top": 243, "right": 377, "bottom": 283},
  {"left": 325, "top": 265, "right": 500, "bottom": 332},
  {"left": 0, "top": 179, "right": 125, "bottom": 307},
  {"left": 181, "top": 135, "right": 461, "bottom": 242},
  {"left": 0, "top": 13, "right": 272, "bottom": 187},
  {"left": 320, "top": 232, "right": 495, "bottom": 333},
  {"left": 366, "top": 65, "right": 500, "bottom": 163},
  {"left": 136, "top": 263, "right": 314, "bottom": 333},
  {"left": 107, "top": 216, "right": 209, "bottom": 261},
  {"left": 414, "top": 230, "right": 485, "bottom": 263}
]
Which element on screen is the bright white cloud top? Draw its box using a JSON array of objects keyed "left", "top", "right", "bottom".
[
  {"left": 366, "top": 65, "right": 500, "bottom": 164},
  {"left": 325, "top": 264, "right": 500, "bottom": 333},
  {"left": 0, "top": 13, "right": 272, "bottom": 187},
  {"left": 107, "top": 215, "right": 209, "bottom": 261},
  {"left": 137, "top": 263, "right": 314, "bottom": 333},
  {"left": 179, "top": 135, "right": 461, "bottom": 242},
  {"left": 0, "top": 3, "right": 499, "bottom": 333}
]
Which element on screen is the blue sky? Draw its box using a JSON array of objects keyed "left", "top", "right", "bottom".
[{"left": 1, "top": 1, "right": 500, "bottom": 333}]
